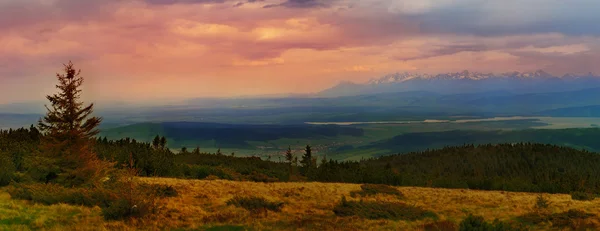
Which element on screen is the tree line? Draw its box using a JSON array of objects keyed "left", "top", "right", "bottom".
[{"left": 4, "top": 123, "right": 600, "bottom": 194}]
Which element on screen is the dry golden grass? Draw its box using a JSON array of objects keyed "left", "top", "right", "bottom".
[{"left": 2, "top": 177, "right": 600, "bottom": 230}]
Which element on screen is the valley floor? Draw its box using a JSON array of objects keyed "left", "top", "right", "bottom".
[{"left": 2, "top": 178, "right": 600, "bottom": 230}]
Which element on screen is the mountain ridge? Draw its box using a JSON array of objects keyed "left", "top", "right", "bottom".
[
  {"left": 319, "top": 70, "right": 600, "bottom": 97},
  {"left": 367, "top": 70, "right": 598, "bottom": 84}
]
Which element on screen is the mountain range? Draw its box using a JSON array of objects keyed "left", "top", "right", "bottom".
[{"left": 319, "top": 70, "right": 600, "bottom": 97}]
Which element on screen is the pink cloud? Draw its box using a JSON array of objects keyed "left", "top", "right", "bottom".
[{"left": 1, "top": 0, "right": 599, "bottom": 103}]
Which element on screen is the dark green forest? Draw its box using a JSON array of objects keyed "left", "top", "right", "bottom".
[
  {"left": 363, "top": 128, "right": 600, "bottom": 156},
  {"left": 3, "top": 125, "right": 600, "bottom": 195}
]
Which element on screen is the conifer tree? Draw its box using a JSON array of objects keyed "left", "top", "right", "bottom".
[
  {"left": 37, "top": 61, "right": 112, "bottom": 186},
  {"left": 300, "top": 145, "right": 313, "bottom": 175},
  {"left": 159, "top": 136, "right": 167, "bottom": 149},
  {"left": 285, "top": 146, "right": 294, "bottom": 178},
  {"left": 320, "top": 154, "right": 327, "bottom": 167},
  {"left": 152, "top": 135, "right": 160, "bottom": 149}
]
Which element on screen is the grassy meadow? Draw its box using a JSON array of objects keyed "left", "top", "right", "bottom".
[{"left": 2, "top": 178, "right": 600, "bottom": 231}]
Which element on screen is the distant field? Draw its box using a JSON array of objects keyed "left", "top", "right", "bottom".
[
  {"left": 2, "top": 178, "right": 600, "bottom": 230},
  {"left": 5, "top": 113, "right": 600, "bottom": 161},
  {"left": 96, "top": 117, "right": 600, "bottom": 161}
]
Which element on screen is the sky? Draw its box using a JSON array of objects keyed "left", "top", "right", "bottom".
[{"left": 1, "top": 0, "right": 600, "bottom": 104}]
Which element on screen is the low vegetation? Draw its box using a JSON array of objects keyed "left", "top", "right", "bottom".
[
  {"left": 571, "top": 191, "right": 596, "bottom": 201},
  {"left": 459, "top": 214, "right": 527, "bottom": 231},
  {"left": 350, "top": 184, "right": 404, "bottom": 198},
  {"left": 517, "top": 209, "right": 597, "bottom": 229},
  {"left": 333, "top": 196, "right": 437, "bottom": 221},
  {"left": 3, "top": 178, "right": 600, "bottom": 230},
  {"left": 226, "top": 196, "right": 284, "bottom": 214},
  {"left": 422, "top": 220, "right": 458, "bottom": 231}
]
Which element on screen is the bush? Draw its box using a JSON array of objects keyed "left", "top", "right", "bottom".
[
  {"left": 101, "top": 197, "right": 158, "bottom": 221},
  {"left": 8, "top": 172, "right": 163, "bottom": 221},
  {"left": 571, "top": 191, "right": 596, "bottom": 201},
  {"left": 246, "top": 171, "right": 279, "bottom": 183},
  {"left": 141, "top": 184, "right": 178, "bottom": 198},
  {"left": 423, "top": 220, "right": 458, "bottom": 231},
  {"left": 333, "top": 196, "right": 437, "bottom": 221},
  {"left": 226, "top": 196, "right": 284, "bottom": 214},
  {"left": 99, "top": 168, "right": 162, "bottom": 220},
  {"left": 0, "top": 154, "right": 15, "bottom": 186},
  {"left": 459, "top": 214, "right": 527, "bottom": 231},
  {"left": 517, "top": 209, "right": 595, "bottom": 229},
  {"left": 23, "top": 156, "right": 61, "bottom": 184},
  {"left": 534, "top": 194, "right": 550, "bottom": 210},
  {"left": 102, "top": 199, "right": 133, "bottom": 220},
  {"left": 350, "top": 184, "right": 404, "bottom": 198},
  {"left": 6, "top": 183, "right": 113, "bottom": 207}
]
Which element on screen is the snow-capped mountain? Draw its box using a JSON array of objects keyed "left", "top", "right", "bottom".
[
  {"left": 320, "top": 70, "right": 600, "bottom": 97},
  {"left": 366, "top": 70, "right": 588, "bottom": 85}
]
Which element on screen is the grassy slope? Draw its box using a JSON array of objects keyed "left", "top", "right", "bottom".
[{"left": 2, "top": 178, "right": 600, "bottom": 231}]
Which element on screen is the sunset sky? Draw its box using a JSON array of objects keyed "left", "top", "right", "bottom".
[{"left": 1, "top": 0, "right": 599, "bottom": 104}]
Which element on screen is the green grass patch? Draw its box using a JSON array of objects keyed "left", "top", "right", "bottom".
[
  {"left": 333, "top": 196, "right": 437, "bottom": 221},
  {"left": 0, "top": 217, "right": 33, "bottom": 226}
]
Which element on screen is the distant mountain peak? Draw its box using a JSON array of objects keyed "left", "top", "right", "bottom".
[{"left": 365, "top": 70, "right": 598, "bottom": 85}]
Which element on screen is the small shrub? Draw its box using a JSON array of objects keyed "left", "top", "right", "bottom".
[
  {"left": 333, "top": 197, "right": 437, "bottom": 221},
  {"left": 459, "top": 214, "right": 487, "bottom": 231},
  {"left": 459, "top": 214, "right": 527, "bottom": 231},
  {"left": 226, "top": 196, "right": 284, "bottom": 214},
  {"left": 201, "top": 211, "right": 239, "bottom": 223},
  {"left": 423, "top": 220, "right": 458, "bottom": 231},
  {"left": 534, "top": 194, "right": 550, "bottom": 210},
  {"left": 350, "top": 184, "right": 404, "bottom": 198},
  {"left": 141, "top": 184, "right": 179, "bottom": 198},
  {"left": 0, "top": 154, "right": 16, "bottom": 186},
  {"left": 517, "top": 209, "right": 595, "bottom": 229},
  {"left": 205, "top": 225, "right": 252, "bottom": 231},
  {"left": 11, "top": 172, "right": 33, "bottom": 184},
  {"left": 246, "top": 171, "right": 279, "bottom": 183},
  {"left": 99, "top": 168, "right": 162, "bottom": 220},
  {"left": 8, "top": 169, "right": 162, "bottom": 221},
  {"left": 102, "top": 199, "right": 133, "bottom": 220},
  {"left": 6, "top": 183, "right": 111, "bottom": 207},
  {"left": 571, "top": 191, "right": 596, "bottom": 201}
]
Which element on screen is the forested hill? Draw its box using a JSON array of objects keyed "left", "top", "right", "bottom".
[
  {"left": 359, "top": 128, "right": 600, "bottom": 156},
  {"left": 348, "top": 143, "right": 600, "bottom": 193},
  {"left": 2, "top": 126, "right": 600, "bottom": 194}
]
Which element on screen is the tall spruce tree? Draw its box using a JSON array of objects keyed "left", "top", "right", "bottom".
[
  {"left": 159, "top": 136, "right": 167, "bottom": 149},
  {"left": 285, "top": 146, "right": 294, "bottom": 178},
  {"left": 38, "top": 61, "right": 112, "bottom": 186},
  {"left": 300, "top": 145, "right": 313, "bottom": 176},
  {"left": 152, "top": 135, "right": 160, "bottom": 149}
]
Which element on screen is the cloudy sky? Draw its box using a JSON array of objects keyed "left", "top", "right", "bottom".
[{"left": 1, "top": 0, "right": 599, "bottom": 103}]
